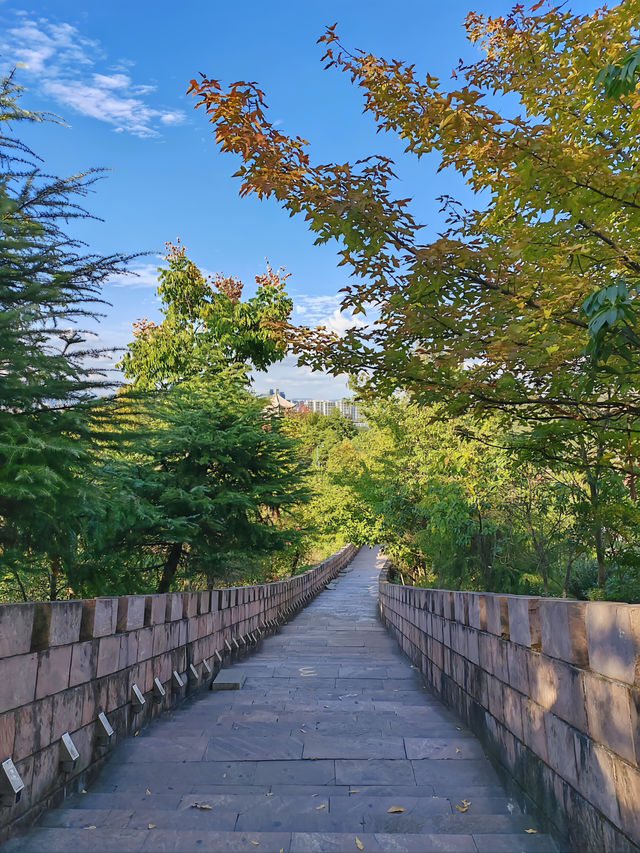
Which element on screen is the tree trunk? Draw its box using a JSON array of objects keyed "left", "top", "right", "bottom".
[
  {"left": 49, "top": 555, "right": 61, "bottom": 601},
  {"left": 158, "top": 543, "right": 183, "bottom": 593}
]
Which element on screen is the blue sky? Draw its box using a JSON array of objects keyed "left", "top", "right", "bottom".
[{"left": 1, "top": 0, "right": 598, "bottom": 398}]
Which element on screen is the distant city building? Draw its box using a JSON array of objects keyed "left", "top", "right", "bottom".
[
  {"left": 265, "top": 388, "right": 295, "bottom": 414},
  {"left": 290, "top": 397, "right": 366, "bottom": 427}
]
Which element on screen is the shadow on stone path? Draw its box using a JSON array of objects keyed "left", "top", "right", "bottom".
[{"left": 3, "top": 546, "right": 559, "bottom": 852}]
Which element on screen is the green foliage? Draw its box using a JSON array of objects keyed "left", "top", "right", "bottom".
[{"left": 0, "top": 72, "right": 133, "bottom": 600}]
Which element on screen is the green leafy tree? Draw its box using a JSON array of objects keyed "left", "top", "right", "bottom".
[{"left": 0, "top": 73, "right": 133, "bottom": 600}]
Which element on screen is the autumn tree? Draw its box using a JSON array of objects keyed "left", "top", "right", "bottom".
[{"left": 190, "top": 2, "right": 640, "bottom": 588}]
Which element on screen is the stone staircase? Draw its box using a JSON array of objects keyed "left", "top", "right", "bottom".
[{"left": 3, "top": 547, "right": 561, "bottom": 853}]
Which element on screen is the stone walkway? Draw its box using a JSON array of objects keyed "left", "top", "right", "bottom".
[{"left": 4, "top": 547, "right": 559, "bottom": 852}]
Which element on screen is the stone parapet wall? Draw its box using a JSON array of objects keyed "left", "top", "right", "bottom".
[
  {"left": 0, "top": 544, "right": 358, "bottom": 839},
  {"left": 378, "top": 562, "right": 640, "bottom": 852}
]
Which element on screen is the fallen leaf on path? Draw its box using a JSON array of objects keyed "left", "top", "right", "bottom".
[
  {"left": 148, "top": 824, "right": 156, "bottom": 829},
  {"left": 134, "top": 731, "right": 139, "bottom": 737},
  {"left": 81, "top": 789, "right": 87, "bottom": 794},
  {"left": 265, "top": 792, "right": 273, "bottom": 797},
  {"left": 455, "top": 748, "right": 461, "bottom": 754},
  {"left": 455, "top": 799, "right": 471, "bottom": 812},
  {"left": 525, "top": 829, "right": 537, "bottom": 834},
  {"left": 349, "top": 789, "right": 360, "bottom": 794},
  {"left": 355, "top": 837, "right": 364, "bottom": 851},
  {"left": 312, "top": 793, "right": 319, "bottom": 797},
  {"left": 145, "top": 789, "right": 151, "bottom": 795},
  {"left": 85, "top": 825, "right": 97, "bottom": 830},
  {"left": 299, "top": 729, "right": 307, "bottom": 733},
  {"left": 316, "top": 804, "right": 326, "bottom": 810},
  {"left": 387, "top": 806, "right": 405, "bottom": 813},
  {"left": 250, "top": 842, "right": 259, "bottom": 846},
  {"left": 191, "top": 802, "right": 213, "bottom": 810},
  {"left": 456, "top": 726, "right": 462, "bottom": 731}
]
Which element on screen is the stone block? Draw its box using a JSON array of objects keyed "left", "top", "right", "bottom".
[
  {"left": 165, "top": 594, "right": 183, "bottom": 622},
  {"left": 35, "top": 645, "right": 72, "bottom": 699},
  {"left": 121, "top": 631, "right": 138, "bottom": 668},
  {"left": 502, "top": 684, "right": 524, "bottom": 741},
  {"left": 0, "top": 652, "right": 38, "bottom": 714},
  {"left": 574, "top": 733, "right": 620, "bottom": 828},
  {"left": 0, "top": 710, "right": 15, "bottom": 758},
  {"left": 528, "top": 654, "right": 587, "bottom": 733},
  {"left": 543, "top": 711, "right": 578, "bottom": 785},
  {"left": 467, "top": 593, "right": 487, "bottom": 631},
  {"left": 144, "top": 594, "right": 166, "bottom": 626},
  {"left": 31, "top": 601, "right": 82, "bottom": 650},
  {"left": 522, "top": 698, "right": 547, "bottom": 762},
  {"left": 96, "top": 634, "right": 122, "bottom": 678},
  {"left": 614, "top": 756, "right": 640, "bottom": 842},
  {"left": 80, "top": 598, "right": 118, "bottom": 640},
  {"left": 13, "top": 697, "right": 53, "bottom": 760},
  {"left": 197, "top": 591, "right": 211, "bottom": 614},
  {"left": 152, "top": 624, "right": 170, "bottom": 657},
  {"left": 505, "top": 642, "right": 530, "bottom": 696},
  {"left": 539, "top": 599, "right": 588, "bottom": 667},
  {"left": 136, "top": 627, "right": 153, "bottom": 663},
  {"left": 453, "top": 591, "right": 468, "bottom": 625},
  {"left": 485, "top": 594, "right": 509, "bottom": 638},
  {"left": 507, "top": 596, "right": 541, "bottom": 649},
  {"left": 583, "top": 672, "right": 635, "bottom": 763},
  {"left": 585, "top": 602, "right": 638, "bottom": 685},
  {"left": 116, "top": 594, "right": 146, "bottom": 632},
  {"left": 30, "top": 742, "right": 58, "bottom": 803},
  {"left": 51, "top": 685, "right": 84, "bottom": 740},
  {"left": 69, "top": 640, "right": 98, "bottom": 687},
  {"left": 0, "top": 603, "right": 35, "bottom": 657}
]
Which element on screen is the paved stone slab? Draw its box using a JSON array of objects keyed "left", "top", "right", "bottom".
[
  {"left": 10, "top": 546, "right": 556, "bottom": 852},
  {"left": 212, "top": 670, "right": 248, "bottom": 690}
]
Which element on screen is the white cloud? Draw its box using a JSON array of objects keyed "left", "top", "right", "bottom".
[
  {"left": 292, "top": 292, "right": 370, "bottom": 336},
  {"left": 0, "top": 16, "right": 187, "bottom": 138},
  {"left": 106, "top": 261, "right": 164, "bottom": 290}
]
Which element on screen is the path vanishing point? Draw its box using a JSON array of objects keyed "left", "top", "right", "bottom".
[{"left": 3, "top": 547, "right": 560, "bottom": 853}]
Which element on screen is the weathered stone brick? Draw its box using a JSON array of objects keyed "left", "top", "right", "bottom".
[
  {"left": 502, "top": 684, "right": 524, "bottom": 740},
  {"left": 467, "top": 593, "right": 487, "bottom": 631},
  {"left": 51, "top": 685, "right": 84, "bottom": 740},
  {"left": 0, "top": 710, "right": 15, "bottom": 758},
  {"left": 0, "top": 653, "right": 38, "bottom": 713},
  {"left": 0, "top": 603, "right": 35, "bottom": 657},
  {"left": 144, "top": 594, "right": 166, "bottom": 626},
  {"left": 116, "top": 594, "right": 146, "bottom": 632},
  {"left": 96, "top": 634, "right": 122, "bottom": 678},
  {"left": 136, "top": 627, "right": 153, "bottom": 663},
  {"left": 69, "top": 640, "right": 98, "bottom": 687},
  {"left": 583, "top": 672, "right": 636, "bottom": 763},
  {"left": 31, "top": 601, "right": 82, "bottom": 650},
  {"left": 80, "top": 597, "right": 118, "bottom": 640},
  {"left": 165, "top": 593, "right": 183, "bottom": 622},
  {"left": 573, "top": 732, "right": 620, "bottom": 828},
  {"left": 614, "top": 757, "right": 640, "bottom": 843},
  {"left": 35, "top": 645, "right": 72, "bottom": 699},
  {"left": 14, "top": 696, "right": 53, "bottom": 761},
  {"left": 522, "top": 697, "right": 548, "bottom": 762},
  {"left": 508, "top": 596, "right": 541, "bottom": 649},
  {"left": 585, "top": 602, "right": 638, "bottom": 685},
  {"left": 544, "top": 711, "right": 578, "bottom": 785},
  {"left": 485, "top": 594, "right": 509, "bottom": 638},
  {"left": 539, "top": 599, "right": 588, "bottom": 667},
  {"left": 528, "top": 654, "right": 587, "bottom": 733}
]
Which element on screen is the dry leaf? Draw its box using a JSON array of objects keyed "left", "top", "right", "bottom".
[
  {"left": 525, "top": 829, "right": 537, "bottom": 834},
  {"left": 355, "top": 837, "right": 364, "bottom": 851},
  {"left": 191, "top": 802, "right": 213, "bottom": 810},
  {"left": 455, "top": 748, "right": 461, "bottom": 754},
  {"left": 349, "top": 789, "right": 360, "bottom": 794},
  {"left": 250, "top": 842, "right": 259, "bottom": 846},
  {"left": 455, "top": 798, "right": 471, "bottom": 813},
  {"left": 312, "top": 793, "right": 319, "bottom": 797},
  {"left": 145, "top": 788, "right": 151, "bottom": 795},
  {"left": 85, "top": 825, "right": 97, "bottom": 830},
  {"left": 316, "top": 804, "right": 326, "bottom": 810},
  {"left": 387, "top": 806, "right": 405, "bottom": 813},
  {"left": 265, "top": 792, "right": 273, "bottom": 797},
  {"left": 81, "top": 789, "right": 87, "bottom": 794},
  {"left": 299, "top": 729, "right": 306, "bottom": 733},
  {"left": 134, "top": 731, "right": 139, "bottom": 737},
  {"left": 456, "top": 726, "right": 462, "bottom": 731},
  {"left": 223, "top": 773, "right": 227, "bottom": 778},
  {"left": 148, "top": 824, "right": 156, "bottom": 829}
]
